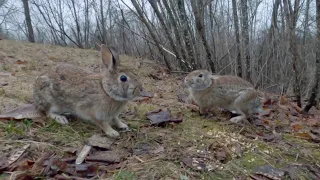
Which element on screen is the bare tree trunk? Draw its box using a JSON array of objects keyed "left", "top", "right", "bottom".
[
  {"left": 162, "top": 0, "right": 191, "bottom": 69},
  {"left": 148, "top": 0, "right": 189, "bottom": 70},
  {"left": 131, "top": 0, "right": 172, "bottom": 71},
  {"left": 303, "top": 0, "right": 310, "bottom": 45},
  {"left": 22, "top": 0, "right": 35, "bottom": 43},
  {"left": 241, "top": 0, "right": 250, "bottom": 81},
  {"left": 177, "top": 0, "right": 196, "bottom": 69},
  {"left": 303, "top": 0, "right": 320, "bottom": 113},
  {"left": 100, "top": 0, "right": 107, "bottom": 44},
  {"left": 255, "top": 0, "right": 280, "bottom": 89},
  {"left": 209, "top": 1, "right": 217, "bottom": 68},
  {"left": 191, "top": 0, "right": 215, "bottom": 72},
  {"left": 232, "top": 0, "right": 242, "bottom": 77},
  {"left": 283, "top": 0, "right": 301, "bottom": 107}
]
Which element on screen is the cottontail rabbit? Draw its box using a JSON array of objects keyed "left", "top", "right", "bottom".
[
  {"left": 33, "top": 45, "right": 143, "bottom": 137},
  {"left": 184, "top": 70, "right": 263, "bottom": 123}
]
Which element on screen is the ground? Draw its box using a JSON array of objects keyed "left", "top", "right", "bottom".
[{"left": 0, "top": 40, "right": 320, "bottom": 180}]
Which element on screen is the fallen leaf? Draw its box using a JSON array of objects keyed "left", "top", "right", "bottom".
[
  {"left": 261, "top": 134, "right": 282, "bottom": 143},
  {"left": 0, "top": 104, "right": 42, "bottom": 120},
  {"left": 63, "top": 147, "right": 79, "bottom": 155},
  {"left": 181, "top": 157, "right": 207, "bottom": 172},
  {"left": 280, "top": 96, "right": 288, "bottom": 104},
  {"left": 305, "top": 118, "right": 320, "bottom": 127},
  {"left": 86, "top": 151, "right": 120, "bottom": 163},
  {"left": 30, "top": 152, "right": 55, "bottom": 176},
  {"left": 249, "top": 174, "right": 270, "bottom": 180},
  {"left": 11, "top": 159, "right": 35, "bottom": 171},
  {"left": 15, "top": 60, "right": 28, "bottom": 64},
  {"left": 296, "top": 132, "right": 313, "bottom": 139},
  {"left": 263, "top": 99, "right": 276, "bottom": 107},
  {"left": 291, "top": 122, "right": 303, "bottom": 132},
  {"left": 253, "top": 165, "right": 285, "bottom": 180},
  {"left": 1, "top": 82, "right": 8, "bottom": 87},
  {"left": 290, "top": 102, "right": 303, "bottom": 113},
  {"left": 311, "top": 128, "right": 320, "bottom": 135},
  {"left": 131, "top": 142, "right": 151, "bottom": 156},
  {"left": 146, "top": 109, "right": 183, "bottom": 126},
  {"left": 0, "top": 72, "right": 12, "bottom": 77},
  {"left": 149, "top": 145, "right": 164, "bottom": 154},
  {"left": 296, "top": 132, "right": 320, "bottom": 142},
  {"left": 7, "top": 144, "right": 30, "bottom": 165},
  {"left": 87, "top": 134, "right": 114, "bottom": 150}
]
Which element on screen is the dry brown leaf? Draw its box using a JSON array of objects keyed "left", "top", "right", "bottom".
[
  {"left": 280, "top": 96, "right": 288, "bottom": 104},
  {"left": 146, "top": 109, "right": 183, "bottom": 126},
  {"left": 87, "top": 134, "right": 114, "bottom": 150},
  {"left": 291, "top": 122, "right": 303, "bottom": 132},
  {"left": 253, "top": 165, "right": 285, "bottom": 180},
  {"left": 181, "top": 157, "right": 207, "bottom": 172},
  {"left": 15, "top": 60, "right": 28, "bottom": 64},
  {"left": 0, "top": 104, "right": 42, "bottom": 120},
  {"left": 86, "top": 151, "right": 120, "bottom": 163},
  {"left": 8, "top": 144, "right": 30, "bottom": 165}
]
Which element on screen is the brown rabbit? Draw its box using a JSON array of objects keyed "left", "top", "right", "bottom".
[
  {"left": 33, "top": 45, "right": 143, "bottom": 137},
  {"left": 184, "top": 70, "right": 263, "bottom": 123}
]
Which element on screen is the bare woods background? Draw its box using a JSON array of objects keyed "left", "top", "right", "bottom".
[{"left": 0, "top": 0, "right": 319, "bottom": 110}]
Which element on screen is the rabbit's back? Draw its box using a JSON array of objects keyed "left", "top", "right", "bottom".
[
  {"left": 191, "top": 75, "right": 256, "bottom": 111},
  {"left": 34, "top": 64, "right": 105, "bottom": 113}
]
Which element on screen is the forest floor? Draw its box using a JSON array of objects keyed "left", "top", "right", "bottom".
[{"left": 0, "top": 39, "right": 320, "bottom": 180}]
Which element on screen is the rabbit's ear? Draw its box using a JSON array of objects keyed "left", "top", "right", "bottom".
[{"left": 101, "top": 44, "right": 119, "bottom": 70}]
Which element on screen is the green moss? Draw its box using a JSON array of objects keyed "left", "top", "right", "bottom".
[
  {"left": 113, "top": 170, "right": 138, "bottom": 180},
  {"left": 240, "top": 152, "right": 267, "bottom": 170}
]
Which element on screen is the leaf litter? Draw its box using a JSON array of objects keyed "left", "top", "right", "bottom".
[{"left": 0, "top": 134, "right": 127, "bottom": 179}]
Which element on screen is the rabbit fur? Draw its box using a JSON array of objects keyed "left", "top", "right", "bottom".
[
  {"left": 184, "top": 69, "right": 263, "bottom": 123},
  {"left": 33, "top": 45, "right": 143, "bottom": 137}
]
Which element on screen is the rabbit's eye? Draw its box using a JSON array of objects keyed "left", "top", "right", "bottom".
[
  {"left": 120, "top": 75, "right": 127, "bottom": 82},
  {"left": 198, "top": 74, "right": 203, "bottom": 78}
]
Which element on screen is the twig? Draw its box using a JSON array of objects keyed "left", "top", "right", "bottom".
[
  {"left": 170, "top": 71, "right": 190, "bottom": 74},
  {"left": 133, "top": 155, "right": 145, "bottom": 163},
  {"left": 295, "top": 153, "right": 299, "bottom": 161}
]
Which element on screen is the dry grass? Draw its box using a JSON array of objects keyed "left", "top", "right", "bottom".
[{"left": 0, "top": 40, "right": 320, "bottom": 179}]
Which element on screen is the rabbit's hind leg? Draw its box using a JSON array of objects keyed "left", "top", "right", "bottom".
[
  {"left": 229, "top": 110, "right": 247, "bottom": 123},
  {"left": 48, "top": 106, "right": 69, "bottom": 125},
  {"left": 230, "top": 93, "right": 250, "bottom": 123}
]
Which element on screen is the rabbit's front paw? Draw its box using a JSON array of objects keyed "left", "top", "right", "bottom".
[
  {"left": 105, "top": 129, "right": 120, "bottom": 137},
  {"left": 230, "top": 115, "right": 245, "bottom": 123},
  {"left": 113, "top": 117, "right": 129, "bottom": 130},
  {"left": 49, "top": 113, "right": 69, "bottom": 124}
]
